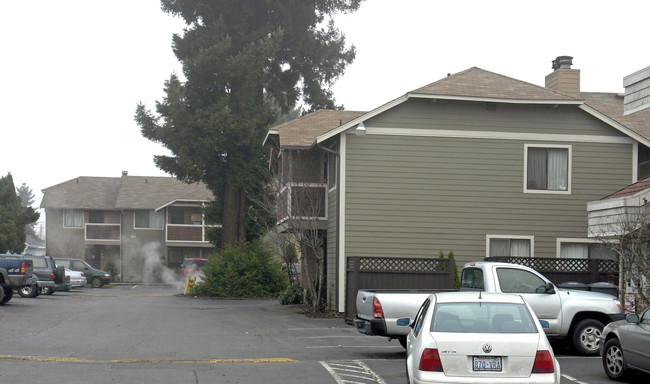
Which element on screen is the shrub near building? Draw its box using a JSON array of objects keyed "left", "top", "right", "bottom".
[{"left": 191, "top": 241, "right": 287, "bottom": 297}]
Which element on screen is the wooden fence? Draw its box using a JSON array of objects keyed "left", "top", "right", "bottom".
[
  {"left": 487, "top": 256, "right": 619, "bottom": 285},
  {"left": 345, "top": 256, "right": 456, "bottom": 322}
]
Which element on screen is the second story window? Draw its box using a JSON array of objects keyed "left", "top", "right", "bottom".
[
  {"left": 64, "top": 209, "right": 84, "bottom": 228},
  {"left": 88, "top": 210, "right": 105, "bottom": 223},
  {"left": 134, "top": 210, "right": 164, "bottom": 229},
  {"left": 525, "top": 144, "right": 571, "bottom": 193}
]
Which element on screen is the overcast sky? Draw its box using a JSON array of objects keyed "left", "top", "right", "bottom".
[{"left": 2, "top": 0, "right": 649, "bottom": 217}]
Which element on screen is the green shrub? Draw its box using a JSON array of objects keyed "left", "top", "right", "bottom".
[
  {"left": 191, "top": 241, "right": 287, "bottom": 297},
  {"left": 279, "top": 284, "right": 304, "bottom": 305}
]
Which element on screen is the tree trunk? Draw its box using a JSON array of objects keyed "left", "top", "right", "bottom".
[{"left": 222, "top": 174, "right": 247, "bottom": 246}]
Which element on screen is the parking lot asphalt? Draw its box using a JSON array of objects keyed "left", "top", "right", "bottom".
[{"left": 0, "top": 285, "right": 647, "bottom": 384}]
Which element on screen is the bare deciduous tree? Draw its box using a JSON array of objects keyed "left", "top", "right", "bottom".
[
  {"left": 591, "top": 201, "right": 650, "bottom": 311},
  {"left": 249, "top": 146, "right": 328, "bottom": 311}
]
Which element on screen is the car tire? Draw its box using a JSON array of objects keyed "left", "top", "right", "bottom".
[
  {"left": 91, "top": 277, "right": 103, "bottom": 288},
  {"left": 0, "top": 285, "right": 5, "bottom": 304},
  {"left": 572, "top": 318, "right": 604, "bottom": 356},
  {"left": 603, "top": 338, "right": 628, "bottom": 380},
  {"left": 398, "top": 336, "right": 407, "bottom": 349},
  {"left": 42, "top": 286, "right": 54, "bottom": 295},
  {"left": 1, "top": 286, "right": 12, "bottom": 304},
  {"left": 19, "top": 284, "right": 39, "bottom": 298}
]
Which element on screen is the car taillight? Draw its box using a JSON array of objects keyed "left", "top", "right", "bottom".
[
  {"left": 50, "top": 272, "right": 55, "bottom": 280},
  {"left": 372, "top": 297, "right": 384, "bottom": 318},
  {"left": 21, "top": 262, "right": 27, "bottom": 275},
  {"left": 531, "top": 350, "right": 554, "bottom": 373},
  {"left": 419, "top": 348, "right": 444, "bottom": 372}
]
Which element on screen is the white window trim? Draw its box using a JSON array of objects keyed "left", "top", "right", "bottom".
[
  {"left": 485, "top": 234, "right": 535, "bottom": 259},
  {"left": 63, "top": 209, "right": 84, "bottom": 229},
  {"left": 133, "top": 210, "right": 164, "bottom": 230},
  {"left": 556, "top": 237, "right": 618, "bottom": 258},
  {"left": 523, "top": 143, "right": 572, "bottom": 195},
  {"left": 328, "top": 146, "right": 338, "bottom": 193}
]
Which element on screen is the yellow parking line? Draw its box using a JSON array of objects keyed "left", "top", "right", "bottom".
[{"left": 0, "top": 355, "right": 296, "bottom": 364}]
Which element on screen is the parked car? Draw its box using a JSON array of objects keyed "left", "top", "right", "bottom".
[
  {"left": 180, "top": 258, "right": 208, "bottom": 278},
  {"left": 54, "top": 258, "right": 111, "bottom": 288},
  {"left": 64, "top": 268, "right": 86, "bottom": 288},
  {"left": 601, "top": 307, "right": 650, "bottom": 380},
  {"left": 401, "top": 291, "right": 560, "bottom": 384},
  {"left": 0, "top": 254, "right": 36, "bottom": 305},
  {"left": 20, "top": 255, "right": 65, "bottom": 297}
]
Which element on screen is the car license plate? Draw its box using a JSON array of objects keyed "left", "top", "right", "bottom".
[{"left": 473, "top": 356, "right": 502, "bottom": 371}]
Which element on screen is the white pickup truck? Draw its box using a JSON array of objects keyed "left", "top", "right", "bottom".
[{"left": 354, "top": 261, "right": 625, "bottom": 355}]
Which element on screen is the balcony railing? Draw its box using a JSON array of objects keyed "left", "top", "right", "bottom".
[
  {"left": 85, "top": 223, "right": 121, "bottom": 241},
  {"left": 277, "top": 182, "right": 327, "bottom": 226},
  {"left": 166, "top": 224, "right": 215, "bottom": 243}
]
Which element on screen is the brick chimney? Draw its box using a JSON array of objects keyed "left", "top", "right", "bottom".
[
  {"left": 545, "top": 56, "right": 581, "bottom": 98},
  {"left": 623, "top": 65, "right": 650, "bottom": 115}
]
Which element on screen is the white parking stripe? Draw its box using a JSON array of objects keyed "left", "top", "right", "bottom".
[
  {"left": 562, "top": 374, "right": 590, "bottom": 384},
  {"left": 320, "top": 360, "right": 387, "bottom": 384}
]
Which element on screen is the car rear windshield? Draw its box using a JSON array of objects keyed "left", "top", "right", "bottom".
[
  {"left": 182, "top": 260, "right": 207, "bottom": 269},
  {"left": 24, "top": 256, "right": 47, "bottom": 268},
  {"left": 431, "top": 302, "right": 538, "bottom": 334}
]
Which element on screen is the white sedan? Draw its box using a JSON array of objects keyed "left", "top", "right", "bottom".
[
  {"left": 65, "top": 268, "right": 87, "bottom": 288},
  {"left": 400, "top": 291, "right": 561, "bottom": 384}
]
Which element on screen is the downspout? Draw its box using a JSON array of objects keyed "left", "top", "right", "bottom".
[
  {"left": 120, "top": 211, "right": 123, "bottom": 283},
  {"left": 316, "top": 141, "right": 340, "bottom": 311}
]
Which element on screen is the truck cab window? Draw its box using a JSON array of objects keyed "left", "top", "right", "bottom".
[{"left": 496, "top": 268, "right": 545, "bottom": 293}]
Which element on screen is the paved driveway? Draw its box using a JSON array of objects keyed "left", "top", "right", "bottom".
[{"left": 1, "top": 285, "right": 647, "bottom": 384}]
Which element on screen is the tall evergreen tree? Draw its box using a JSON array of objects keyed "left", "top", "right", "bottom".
[
  {"left": 0, "top": 174, "right": 40, "bottom": 253},
  {"left": 135, "top": 0, "right": 361, "bottom": 246},
  {"left": 17, "top": 182, "right": 39, "bottom": 239}
]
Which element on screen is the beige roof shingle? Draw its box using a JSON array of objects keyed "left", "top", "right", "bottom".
[
  {"left": 40, "top": 176, "right": 213, "bottom": 210},
  {"left": 410, "top": 67, "right": 578, "bottom": 101},
  {"left": 272, "top": 109, "right": 366, "bottom": 148}
]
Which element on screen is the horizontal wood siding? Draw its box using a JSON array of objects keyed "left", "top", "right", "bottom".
[
  {"left": 371, "top": 99, "right": 623, "bottom": 137},
  {"left": 343, "top": 100, "right": 634, "bottom": 267}
]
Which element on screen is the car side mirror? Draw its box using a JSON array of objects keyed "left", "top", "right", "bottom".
[
  {"left": 545, "top": 282, "right": 555, "bottom": 294},
  {"left": 396, "top": 318, "right": 411, "bottom": 327},
  {"left": 538, "top": 320, "right": 550, "bottom": 329},
  {"left": 626, "top": 314, "right": 640, "bottom": 324}
]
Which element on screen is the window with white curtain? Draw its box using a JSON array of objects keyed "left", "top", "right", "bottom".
[
  {"left": 525, "top": 144, "right": 570, "bottom": 193},
  {"left": 134, "top": 210, "right": 164, "bottom": 229},
  {"left": 488, "top": 236, "right": 532, "bottom": 257},
  {"left": 64, "top": 209, "right": 84, "bottom": 228},
  {"left": 560, "top": 241, "right": 617, "bottom": 260}
]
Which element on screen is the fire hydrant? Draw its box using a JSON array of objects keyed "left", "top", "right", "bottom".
[{"left": 184, "top": 276, "right": 196, "bottom": 295}]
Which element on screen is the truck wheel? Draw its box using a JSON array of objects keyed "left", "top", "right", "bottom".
[
  {"left": 55, "top": 265, "right": 66, "bottom": 284},
  {"left": 91, "top": 277, "right": 103, "bottom": 288},
  {"left": 2, "top": 287, "right": 14, "bottom": 304},
  {"left": 19, "top": 284, "right": 39, "bottom": 298},
  {"left": 572, "top": 319, "right": 603, "bottom": 356},
  {"left": 398, "top": 336, "right": 407, "bottom": 349},
  {"left": 42, "top": 286, "right": 54, "bottom": 295}
]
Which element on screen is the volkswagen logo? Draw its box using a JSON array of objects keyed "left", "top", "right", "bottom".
[{"left": 482, "top": 344, "right": 493, "bottom": 353}]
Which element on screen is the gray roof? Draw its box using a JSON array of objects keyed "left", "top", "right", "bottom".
[{"left": 40, "top": 176, "right": 213, "bottom": 210}]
